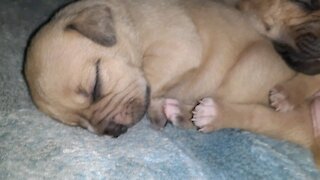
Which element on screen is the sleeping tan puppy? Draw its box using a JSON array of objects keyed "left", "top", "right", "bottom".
[{"left": 25, "top": 0, "right": 320, "bottom": 166}]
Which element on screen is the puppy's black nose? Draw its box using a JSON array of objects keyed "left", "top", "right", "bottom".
[{"left": 103, "top": 121, "right": 128, "bottom": 138}]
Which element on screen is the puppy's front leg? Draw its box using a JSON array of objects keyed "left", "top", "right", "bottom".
[
  {"left": 192, "top": 97, "right": 314, "bottom": 148},
  {"left": 143, "top": 38, "right": 202, "bottom": 129},
  {"left": 270, "top": 74, "right": 320, "bottom": 112},
  {"left": 193, "top": 97, "right": 320, "bottom": 167}
]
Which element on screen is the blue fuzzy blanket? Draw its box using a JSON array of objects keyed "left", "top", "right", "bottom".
[{"left": 1, "top": 0, "right": 320, "bottom": 179}]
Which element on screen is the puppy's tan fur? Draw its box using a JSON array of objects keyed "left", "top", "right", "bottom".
[{"left": 25, "top": 0, "right": 320, "bottom": 166}]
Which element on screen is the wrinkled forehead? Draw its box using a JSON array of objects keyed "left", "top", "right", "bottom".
[
  {"left": 31, "top": 26, "right": 101, "bottom": 97},
  {"left": 42, "top": 28, "right": 98, "bottom": 64}
]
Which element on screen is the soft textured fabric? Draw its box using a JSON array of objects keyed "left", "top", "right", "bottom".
[{"left": 1, "top": 0, "right": 320, "bottom": 179}]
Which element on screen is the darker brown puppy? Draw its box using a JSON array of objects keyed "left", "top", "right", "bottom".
[
  {"left": 236, "top": 0, "right": 320, "bottom": 111},
  {"left": 239, "top": 0, "right": 320, "bottom": 75}
]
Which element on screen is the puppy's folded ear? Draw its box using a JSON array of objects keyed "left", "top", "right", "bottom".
[{"left": 66, "top": 5, "right": 116, "bottom": 47}]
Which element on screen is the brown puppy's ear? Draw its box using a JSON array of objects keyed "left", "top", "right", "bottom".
[{"left": 66, "top": 6, "right": 116, "bottom": 47}]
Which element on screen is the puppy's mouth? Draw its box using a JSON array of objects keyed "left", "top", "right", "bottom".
[
  {"left": 272, "top": 40, "right": 320, "bottom": 75},
  {"left": 81, "top": 85, "right": 150, "bottom": 138}
]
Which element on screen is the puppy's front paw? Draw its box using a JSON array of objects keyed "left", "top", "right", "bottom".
[
  {"left": 269, "top": 85, "right": 295, "bottom": 112},
  {"left": 164, "top": 98, "right": 195, "bottom": 129},
  {"left": 164, "top": 99, "right": 182, "bottom": 126},
  {"left": 192, "top": 98, "right": 219, "bottom": 133}
]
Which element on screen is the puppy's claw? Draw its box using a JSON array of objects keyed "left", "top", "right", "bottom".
[
  {"left": 199, "top": 98, "right": 215, "bottom": 106},
  {"left": 198, "top": 127, "right": 212, "bottom": 133}
]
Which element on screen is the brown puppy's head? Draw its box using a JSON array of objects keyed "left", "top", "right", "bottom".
[
  {"left": 238, "top": 0, "right": 320, "bottom": 75},
  {"left": 24, "top": 0, "right": 149, "bottom": 137}
]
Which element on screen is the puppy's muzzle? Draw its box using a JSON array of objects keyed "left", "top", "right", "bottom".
[{"left": 83, "top": 86, "right": 150, "bottom": 137}]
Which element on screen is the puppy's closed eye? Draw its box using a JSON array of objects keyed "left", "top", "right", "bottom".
[{"left": 92, "top": 59, "right": 102, "bottom": 102}]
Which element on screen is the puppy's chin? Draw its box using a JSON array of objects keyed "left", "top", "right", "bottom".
[{"left": 272, "top": 41, "right": 320, "bottom": 75}]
